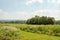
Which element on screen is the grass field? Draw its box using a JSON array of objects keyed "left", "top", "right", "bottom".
[
  {"left": 0, "top": 23, "right": 60, "bottom": 40},
  {"left": 20, "top": 30, "right": 60, "bottom": 40}
]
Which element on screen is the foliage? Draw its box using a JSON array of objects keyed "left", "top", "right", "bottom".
[
  {"left": 0, "top": 24, "right": 60, "bottom": 40},
  {"left": 0, "top": 26, "right": 20, "bottom": 40},
  {"left": 26, "top": 16, "right": 56, "bottom": 25},
  {"left": 16, "top": 24, "right": 60, "bottom": 37}
]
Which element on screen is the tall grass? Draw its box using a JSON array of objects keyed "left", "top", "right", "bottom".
[
  {"left": 0, "top": 24, "right": 60, "bottom": 37},
  {"left": 0, "top": 26, "right": 20, "bottom": 40},
  {"left": 18, "top": 24, "right": 60, "bottom": 37}
]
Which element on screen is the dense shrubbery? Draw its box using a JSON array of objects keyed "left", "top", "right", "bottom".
[
  {"left": 19, "top": 25, "right": 60, "bottom": 37},
  {"left": 26, "top": 16, "right": 55, "bottom": 25},
  {"left": 0, "top": 26, "right": 20, "bottom": 40}
]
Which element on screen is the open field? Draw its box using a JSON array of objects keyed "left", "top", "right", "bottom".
[
  {"left": 20, "top": 30, "right": 60, "bottom": 40},
  {"left": 0, "top": 23, "right": 60, "bottom": 40}
]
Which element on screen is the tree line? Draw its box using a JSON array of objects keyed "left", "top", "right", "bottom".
[
  {"left": 0, "top": 20, "right": 26, "bottom": 24},
  {"left": 26, "top": 16, "right": 56, "bottom": 25}
]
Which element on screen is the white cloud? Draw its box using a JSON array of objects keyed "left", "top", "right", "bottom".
[
  {"left": 48, "top": 0, "right": 56, "bottom": 3},
  {"left": 48, "top": 0, "right": 60, "bottom": 3},
  {"left": 26, "top": 0, "right": 43, "bottom": 5},
  {"left": 26, "top": 0, "right": 60, "bottom": 5},
  {"left": 0, "top": 9, "right": 60, "bottom": 20},
  {"left": 57, "top": 0, "right": 60, "bottom": 3}
]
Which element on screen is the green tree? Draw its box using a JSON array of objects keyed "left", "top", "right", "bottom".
[{"left": 26, "top": 16, "right": 56, "bottom": 25}]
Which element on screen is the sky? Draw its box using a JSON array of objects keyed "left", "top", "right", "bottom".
[{"left": 0, "top": 0, "right": 60, "bottom": 20}]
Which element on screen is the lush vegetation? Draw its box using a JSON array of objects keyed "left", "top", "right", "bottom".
[
  {"left": 1, "top": 24, "right": 60, "bottom": 36},
  {"left": 0, "top": 25, "right": 20, "bottom": 40},
  {"left": 0, "top": 24, "right": 60, "bottom": 40},
  {"left": 26, "top": 16, "right": 55, "bottom": 25},
  {"left": 16, "top": 24, "right": 60, "bottom": 37}
]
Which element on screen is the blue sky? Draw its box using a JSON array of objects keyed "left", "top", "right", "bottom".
[{"left": 0, "top": 0, "right": 60, "bottom": 20}]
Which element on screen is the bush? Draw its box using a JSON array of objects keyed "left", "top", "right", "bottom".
[
  {"left": 0, "top": 26, "right": 20, "bottom": 40},
  {"left": 19, "top": 25, "right": 60, "bottom": 37}
]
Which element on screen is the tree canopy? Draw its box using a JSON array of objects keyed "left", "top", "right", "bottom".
[{"left": 26, "top": 16, "right": 55, "bottom": 25}]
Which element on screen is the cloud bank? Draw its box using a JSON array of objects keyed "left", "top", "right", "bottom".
[
  {"left": 0, "top": 9, "right": 60, "bottom": 20},
  {"left": 26, "top": 0, "right": 60, "bottom": 5}
]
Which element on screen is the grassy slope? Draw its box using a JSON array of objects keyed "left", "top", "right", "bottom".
[{"left": 20, "top": 30, "right": 60, "bottom": 40}]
